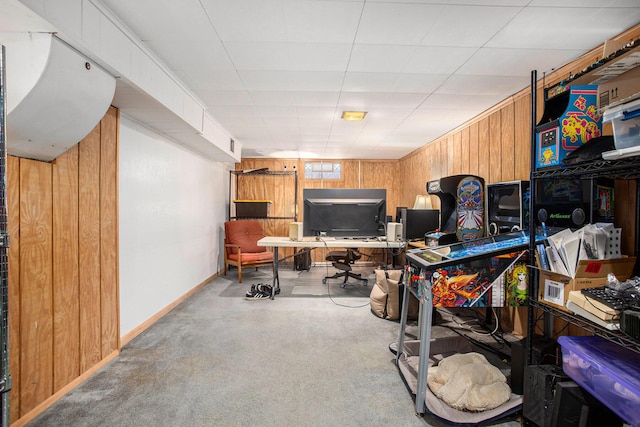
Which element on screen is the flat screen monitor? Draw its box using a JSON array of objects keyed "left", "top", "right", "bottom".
[
  {"left": 396, "top": 208, "right": 440, "bottom": 240},
  {"left": 303, "top": 188, "right": 386, "bottom": 238}
]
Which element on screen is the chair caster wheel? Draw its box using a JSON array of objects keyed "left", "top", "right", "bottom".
[
  {"left": 363, "top": 280, "right": 368, "bottom": 286},
  {"left": 322, "top": 279, "right": 327, "bottom": 284},
  {"left": 340, "top": 283, "right": 346, "bottom": 288}
]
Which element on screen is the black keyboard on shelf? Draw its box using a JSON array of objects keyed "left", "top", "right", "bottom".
[{"left": 581, "top": 286, "right": 640, "bottom": 311}]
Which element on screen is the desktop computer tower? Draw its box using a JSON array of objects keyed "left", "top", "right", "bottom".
[
  {"left": 510, "top": 335, "right": 558, "bottom": 395},
  {"left": 549, "top": 381, "right": 623, "bottom": 427},
  {"left": 523, "top": 364, "right": 568, "bottom": 427}
]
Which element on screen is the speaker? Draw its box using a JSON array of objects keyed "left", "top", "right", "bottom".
[
  {"left": 523, "top": 364, "right": 568, "bottom": 427},
  {"left": 387, "top": 222, "right": 402, "bottom": 242},
  {"left": 289, "top": 222, "right": 303, "bottom": 241},
  {"left": 550, "top": 381, "right": 623, "bottom": 427},
  {"left": 534, "top": 177, "right": 614, "bottom": 228},
  {"left": 621, "top": 309, "right": 640, "bottom": 339}
]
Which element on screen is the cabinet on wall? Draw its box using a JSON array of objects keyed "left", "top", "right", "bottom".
[{"left": 229, "top": 169, "right": 298, "bottom": 221}]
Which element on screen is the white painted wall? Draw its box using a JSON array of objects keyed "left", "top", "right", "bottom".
[{"left": 118, "top": 115, "right": 231, "bottom": 337}]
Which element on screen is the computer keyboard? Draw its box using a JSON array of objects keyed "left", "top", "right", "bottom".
[{"left": 580, "top": 286, "right": 640, "bottom": 311}]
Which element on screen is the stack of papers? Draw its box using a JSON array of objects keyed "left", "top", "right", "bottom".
[{"left": 537, "top": 223, "right": 615, "bottom": 278}]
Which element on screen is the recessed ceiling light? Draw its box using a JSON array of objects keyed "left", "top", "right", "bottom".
[{"left": 341, "top": 111, "right": 367, "bottom": 121}]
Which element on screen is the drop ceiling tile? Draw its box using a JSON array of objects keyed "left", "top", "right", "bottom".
[
  {"left": 103, "top": 0, "right": 215, "bottom": 41},
  {"left": 201, "top": 0, "right": 287, "bottom": 42},
  {"left": 178, "top": 70, "right": 245, "bottom": 91},
  {"left": 342, "top": 73, "right": 399, "bottom": 92},
  {"left": 457, "top": 47, "right": 585, "bottom": 77},
  {"left": 238, "top": 70, "right": 295, "bottom": 91},
  {"left": 348, "top": 45, "right": 417, "bottom": 73},
  {"left": 384, "top": 93, "right": 430, "bottom": 108},
  {"left": 403, "top": 46, "right": 478, "bottom": 74},
  {"left": 356, "top": 2, "right": 443, "bottom": 45},
  {"left": 420, "top": 4, "right": 522, "bottom": 47},
  {"left": 147, "top": 39, "right": 234, "bottom": 72},
  {"left": 365, "top": 108, "right": 415, "bottom": 121},
  {"left": 250, "top": 91, "right": 297, "bottom": 106},
  {"left": 224, "top": 42, "right": 292, "bottom": 70},
  {"left": 419, "top": 93, "right": 502, "bottom": 111},
  {"left": 198, "top": 90, "right": 254, "bottom": 106},
  {"left": 294, "top": 92, "right": 341, "bottom": 107},
  {"left": 290, "top": 71, "right": 345, "bottom": 92},
  {"left": 287, "top": 43, "right": 353, "bottom": 71},
  {"left": 529, "top": 0, "right": 639, "bottom": 8},
  {"left": 283, "top": 0, "right": 363, "bottom": 43},
  {"left": 487, "top": 6, "right": 640, "bottom": 50},
  {"left": 337, "top": 92, "right": 391, "bottom": 108},
  {"left": 205, "top": 105, "right": 262, "bottom": 121},
  {"left": 296, "top": 106, "right": 336, "bottom": 120},
  {"left": 392, "top": 74, "right": 449, "bottom": 93},
  {"left": 436, "top": 74, "right": 529, "bottom": 96}
]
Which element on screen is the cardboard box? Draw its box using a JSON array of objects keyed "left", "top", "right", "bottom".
[{"left": 537, "top": 257, "right": 636, "bottom": 312}]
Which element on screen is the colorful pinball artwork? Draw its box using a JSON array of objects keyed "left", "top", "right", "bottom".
[
  {"left": 456, "top": 176, "right": 484, "bottom": 242},
  {"left": 505, "top": 261, "right": 529, "bottom": 307},
  {"left": 410, "top": 251, "right": 525, "bottom": 308}
]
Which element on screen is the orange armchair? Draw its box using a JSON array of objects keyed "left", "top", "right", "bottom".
[{"left": 223, "top": 220, "right": 274, "bottom": 283}]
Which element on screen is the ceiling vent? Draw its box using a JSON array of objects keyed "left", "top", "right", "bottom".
[{"left": 2, "top": 33, "right": 115, "bottom": 161}]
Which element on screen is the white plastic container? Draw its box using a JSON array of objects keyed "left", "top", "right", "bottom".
[{"left": 603, "top": 97, "right": 640, "bottom": 149}]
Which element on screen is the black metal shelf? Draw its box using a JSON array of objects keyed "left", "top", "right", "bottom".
[
  {"left": 530, "top": 300, "right": 640, "bottom": 354},
  {"left": 528, "top": 69, "right": 640, "bottom": 362},
  {"left": 230, "top": 169, "right": 297, "bottom": 176},
  {"left": 532, "top": 157, "right": 640, "bottom": 180},
  {"left": 230, "top": 216, "right": 295, "bottom": 220},
  {"left": 229, "top": 169, "right": 298, "bottom": 222}
]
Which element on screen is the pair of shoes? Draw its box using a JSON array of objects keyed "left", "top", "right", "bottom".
[{"left": 245, "top": 283, "right": 272, "bottom": 300}]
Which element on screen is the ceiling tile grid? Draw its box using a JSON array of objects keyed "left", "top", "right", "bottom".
[{"left": 9, "top": 0, "right": 639, "bottom": 159}]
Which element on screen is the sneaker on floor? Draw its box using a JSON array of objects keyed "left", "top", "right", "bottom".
[
  {"left": 245, "top": 284, "right": 257, "bottom": 298},
  {"left": 244, "top": 289, "right": 270, "bottom": 300},
  {"left": 257, "top": 283, "right": 272, "bottom": 295}
]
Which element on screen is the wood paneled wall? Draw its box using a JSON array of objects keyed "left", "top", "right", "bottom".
[
  {"left": 8, "top": 106, "right": 119, "bottom": 423},
  {"left": 235, "top": 158, "right": 399, "bottom": 262}
]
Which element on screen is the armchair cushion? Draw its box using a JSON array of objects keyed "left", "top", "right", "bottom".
[
  {"left": 224, "top": 220, "right": 267, "bottom": 254},
  {"left": 226, "top": 251, "right": 273, "bottom": 263}
]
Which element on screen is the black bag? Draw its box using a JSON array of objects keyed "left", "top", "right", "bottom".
[{"left": 294, "top": 248, "right": 311, "bottom": 271}]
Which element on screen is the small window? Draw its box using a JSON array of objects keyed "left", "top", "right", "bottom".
[{"left": 304, "top": 161, "right": 342, "bottom": 180}]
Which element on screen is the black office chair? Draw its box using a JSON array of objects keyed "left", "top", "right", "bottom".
[{"left": 322, "top": 248, "right": 369, "bottom": 287}]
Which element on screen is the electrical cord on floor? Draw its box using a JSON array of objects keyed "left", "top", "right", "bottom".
[
  {"left": 316, "top": 236, "right": 371, "bottom": 309},
  {"left": 438, "top": 307, "right": 509, "bottom": 354}
]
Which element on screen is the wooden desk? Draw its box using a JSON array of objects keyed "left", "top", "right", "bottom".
[
  {"left": 257, "top": 236, "right": 405, "bottom": 298},
  {"left": 407, "top": 240, "right": 427, "bottom": 249}
]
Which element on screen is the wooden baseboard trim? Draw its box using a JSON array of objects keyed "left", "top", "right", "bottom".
[
  {"left": 12, "top": 350, "right": 120, "bottom": 427},
  {"left": 120, "top": 273, "right": 218, "bottom": 346}
]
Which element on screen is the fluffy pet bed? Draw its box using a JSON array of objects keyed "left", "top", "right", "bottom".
[{"left": 427, "top": 352, "right": 511, "bottom": 412}]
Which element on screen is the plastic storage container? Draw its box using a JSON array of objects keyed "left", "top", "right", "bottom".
[
  {"left": 558, "top": 335, "right": 640, "bottom": 426},
  {"left": 233, "top": 200, "right": 271, "bottom": 218},
  {"left": 603, "top": 98, "right": 640, "bottom": 149}
]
